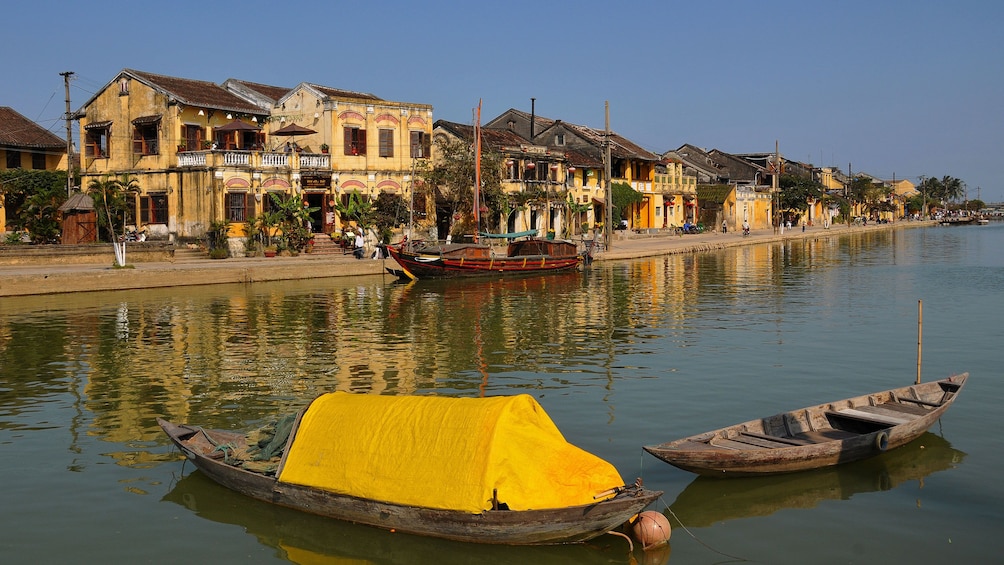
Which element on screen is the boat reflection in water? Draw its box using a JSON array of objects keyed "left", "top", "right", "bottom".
[
  {"left": 163, "top": 472, "right": 667, "bottom": 565},
  {"left": 667, "top": 432, "right": 965, "bottom": 528}
]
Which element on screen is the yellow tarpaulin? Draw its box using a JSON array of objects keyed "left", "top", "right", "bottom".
[{"left": 277, "top": 393, "right": 626, "bottom": 513}]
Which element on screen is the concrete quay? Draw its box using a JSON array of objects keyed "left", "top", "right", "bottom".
[{"left": 0, "top": 221, "right": 929, "bottom": 297}]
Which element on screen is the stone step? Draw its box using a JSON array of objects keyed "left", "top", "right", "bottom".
[{"left": 174, "top": 247, "right": 208, "bottom": 262}]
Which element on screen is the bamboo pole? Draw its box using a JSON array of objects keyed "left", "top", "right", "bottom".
[{"left": 916, "top": 300, "right": 923, "bottom": 384}]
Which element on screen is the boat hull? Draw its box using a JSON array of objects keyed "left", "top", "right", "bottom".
[
  {"left": 159, "top": 419, "right": 660, "bottom": 544},
  {"left": 386, "top": 242, "right": 584, "bottom": 280},
  {"left": 644, "top": 374, "right": 967, "bottom": 477}
]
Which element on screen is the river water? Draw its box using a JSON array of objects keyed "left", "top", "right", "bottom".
[{"left": 1, "top": 223, "right": 1001, "bottom": 564}]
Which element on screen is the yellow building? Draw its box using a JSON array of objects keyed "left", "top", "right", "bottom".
[
  {"left": 0, "top": 106, "right": 69, "bottom": 232},
  {"left": 76, "top": 69, "right": 432, "bottom": 242}
]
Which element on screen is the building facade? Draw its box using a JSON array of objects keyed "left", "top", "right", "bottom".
[{"left": 75, "top": 69, "right": 432, "bottom": 242}]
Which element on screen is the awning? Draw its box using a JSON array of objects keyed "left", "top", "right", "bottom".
[
  {"left": 84, "top": 120, "right": 113, "bottom": 130},
  {"left": 131, "top": 114, "right": 162, "bottom": 125}
]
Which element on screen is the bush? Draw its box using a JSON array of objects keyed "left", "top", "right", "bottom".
[{"left": 209, "top": 247, "right": 229, "bottom": 259}]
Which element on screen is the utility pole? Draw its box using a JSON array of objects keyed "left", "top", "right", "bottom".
[
  {"left": 60, "top": 71, "right": 74, "bottom": 196},
  {"left": 603, "top": 101, "right": 613, "bottom": 250},
  {"left": 772, "top": 140, "right": 780, "bottom": 234},
  {"left": 847, "top": 162, "right": 852, "bottom": 226}
]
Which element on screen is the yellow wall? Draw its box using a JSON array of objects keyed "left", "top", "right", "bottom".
[{"left": 78, "top": 75, "right": 434, "bottom": 240}]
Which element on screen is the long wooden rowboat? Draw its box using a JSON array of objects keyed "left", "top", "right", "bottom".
[
  {"left": 643, "top": 373, "right": 967, "bottom": 477},
  {"left": 159, "top": 401, "right": 660, "bottom": 545}
]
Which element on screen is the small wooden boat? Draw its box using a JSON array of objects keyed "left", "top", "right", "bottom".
[
  {"left": 159, "top": 393, "right": 660, "bottom": 545},
  {"left": 385, "top": 237, "right": 589, "bottom": 280},
  {"left": 643, "top": 373, "right": 967, "bottom": 477}
]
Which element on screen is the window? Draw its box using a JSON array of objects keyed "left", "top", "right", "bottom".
[
  {"left": 31, "top": 152, "right": 46, "bottom": 170},
  {"left": 85, "top": 126, "right": 109, "bottom": 158},
  {"left": 379, "top": 129, "right": 394, "bottom": 157},
  {"left": 182, "top": 125, "right": 203, "bottom": 152},
  {"left": 6, "top": 150, "right": 21, "bottom": 169},
  {"left": 410, "top": 131, "right": 430, "bottom": 158},
  {"left": 227, "top": 192, "right": 251, "bottom": 222},
  {"left": 555, "top": 133, "right": 565, "bottom": 146},
  {"left": 140, "top": 193, "right": 169, "bottom": 224},
  {"left": 344, "top": 126, "right": 366, "bottom": 156},
  {"left": 133, "top": 122, "right": 159, "bottom": 155}
]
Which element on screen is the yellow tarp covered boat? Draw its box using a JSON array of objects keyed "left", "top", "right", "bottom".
[
  {"left": 160, "top": 393, "right": 660, "bottom": 545},
  {"left": 279, "top": 393, "right": 624, "bottom": 513}
]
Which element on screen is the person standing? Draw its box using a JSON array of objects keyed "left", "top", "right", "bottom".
[
  {"left": 722, "top": 219, "right": 728, "bottom": 234},
  {"left": 353, "top": 227, "right": 365, "bottom": 259}
]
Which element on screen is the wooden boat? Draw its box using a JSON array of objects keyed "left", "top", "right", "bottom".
[
  {"left": 643, "top": 373, "right": 967, "bottom": 477},
  {"left": 159, "top": 393, "right": 660, "bottom": 545},
  {"left": 385, "top": 237, "right": 589, "bottom": 280},
  {"left": 667, "top": 432, "right": 965, "bottom": 527},
  {"left": 940, "top": 216, "right": 977, "bottom": 225}
]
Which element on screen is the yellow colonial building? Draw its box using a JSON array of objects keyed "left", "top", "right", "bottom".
[{"left": 76, "top": 69, "right": 432, "bottom": 242}]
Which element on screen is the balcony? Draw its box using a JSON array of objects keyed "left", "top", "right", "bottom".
[{"left": 177, "top": 150, "right": 329, "bottom": 171}]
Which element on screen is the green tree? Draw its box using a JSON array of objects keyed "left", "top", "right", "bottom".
[
  {"left": 87, "top": 173, "right": 140, "bottom": 266},
  {"left": 0, "top": 169, "right": 68, "bottom": 243},
  {"left": 334, "top": 191, "right": 376, "bottom": 230},
  {"left": 917, "top": 175, "right": 965, "bottom": 211},
  {"left": 847, "top": 176, "right": 891, "bottom": 219},
  {"left": 565, "top": 193, "right": 591, "bottom": 236},
  {"left": 87, "top": 173, "right": 139, "bottom": 243},
  {"left": 778, "top": 174, "right": 824, "bottom": 222},
  {"left": 373, "top": 192, "right": 408, "bottom": 243},
  {"left": 425, "top": 135, "right": 505, "bottom": 237},
  {"left": 611, "top": 181, "right": 643, "bottom": 223}
]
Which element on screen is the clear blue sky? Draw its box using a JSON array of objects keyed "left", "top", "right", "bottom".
[{"left": 5, "top": 0, "right": 1001, "bottom": 203}]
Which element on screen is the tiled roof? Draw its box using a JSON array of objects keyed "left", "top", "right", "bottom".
[
  {"left": 696, "top": 184, "right": 734, "bottom": 204},
  {"left": 0, "top": 106, "right": 65, "bottom": 148},
  {"left": 563, "top": 147, "right": 603, "bottom": 168},
  {"left": 125, "top": 69, "right": 264, "bottom": 114},
  {"left": 224, "top": 79, "right": 292, "bottom": 102},
  {"left": 434, "top": 120, "right": 532, "bottom": 152},
  {"left": 307, "top": 83, "right": 382, "bottom": 102}
]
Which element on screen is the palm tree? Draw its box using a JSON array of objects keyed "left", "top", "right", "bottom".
[{"left": 88, "top": 174, "right": 139, "bottom": 266}]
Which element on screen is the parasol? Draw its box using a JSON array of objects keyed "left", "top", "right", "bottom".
[
  {"left": 270, "top": 123, "right": 318, "bottom": 151},
  {"left": 215, "top": 120, "right": 261, "bottom": 132},
  {"left": 214, "top": 120, "right": 261, "bottom": 149},
  {"left": 271, "top": 123, "right": 317, "bottom": 136}
]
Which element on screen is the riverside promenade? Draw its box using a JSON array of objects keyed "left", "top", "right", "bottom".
[{"left": 0, "top": 221, "right": 928, "bottom": 297}]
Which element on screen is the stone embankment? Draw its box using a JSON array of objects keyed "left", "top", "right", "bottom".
[{"left": 0, "top": 221, "right": 930, "bottom": 297}]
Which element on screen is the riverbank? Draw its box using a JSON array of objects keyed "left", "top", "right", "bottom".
[{"left": 0, "top": 220, "right": 932, "bottom": 297}]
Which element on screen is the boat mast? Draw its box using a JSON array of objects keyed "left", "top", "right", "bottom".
[{"left": 474, "top": 100, "right": 482, "bottom": 241}]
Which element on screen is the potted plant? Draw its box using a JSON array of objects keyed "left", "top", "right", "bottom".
[
  {"left": 202, "top": 140, "right": 213, "bottom": 150},
  {"left": 177, "top": 143, "right": 187, "bottom": 152},
  {"left": 320, "top": 143, "right": 329, "bottom": 154}
]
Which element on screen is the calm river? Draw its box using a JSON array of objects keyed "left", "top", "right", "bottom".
[{"left": 2, "top": 223, "right": 1002, "bottom": 564}]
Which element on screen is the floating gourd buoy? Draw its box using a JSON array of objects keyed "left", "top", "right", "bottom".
[
  {"left": 630, "top": 510, "right": 671, "bottom": 549},
  {"left": 875, "top": 430, "right": 889, "bottom": 451}
]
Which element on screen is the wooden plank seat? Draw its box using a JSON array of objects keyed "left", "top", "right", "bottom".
[
  {"left": 877, "top": 402, "right": 933, "bottom": 416},
  {"left": 858, "top": 405, "right": 926, "bottom": 420},
  {"left": 709, "top": 437, "right": 768, "bottom": 451},
  {"left": 792, "top": 429, "right": 860, "bottom": 443},
  {"left": 739, "top": 431, "right": 812, "bottom": 446},
  {"left": 827, "top": 407, "right": 911, "bottom": 426}
]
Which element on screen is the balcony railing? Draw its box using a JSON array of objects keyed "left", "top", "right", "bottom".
[{"left": 176, "top": 150, "right": 329, "bottom": 171}]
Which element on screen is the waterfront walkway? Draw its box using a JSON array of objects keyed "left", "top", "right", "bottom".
[{"left": 0, "top": 221, "right": 928, "bottom": 297}]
